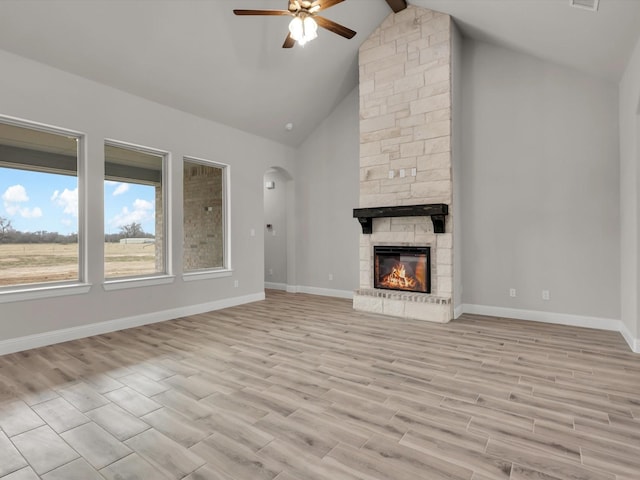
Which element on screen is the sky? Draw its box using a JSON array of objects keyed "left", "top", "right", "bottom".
[{"left": 0, "top": 167, "right": 155, "bottom": 236}]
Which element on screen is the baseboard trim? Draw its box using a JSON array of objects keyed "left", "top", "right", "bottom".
[
  {"left": 264, "top": 282, "right": 287, "bottom": 291},
  {"left": 291, "top": 285, "right": 354, "bottom": 299},
  {"left": 462, "top": 303, "right": 638, "bottom": 353},
  {"left": 462, "top": 303, "right": 620, "bottom": 330},
  {"left": 6, "top": 294, "right": 634, "bottom": 355},
  {"left": 0, "top": 292, "right": 265, "bottom": 356},
  {"left": 619, "top": 322, "right": 640, "bottom": 353}
]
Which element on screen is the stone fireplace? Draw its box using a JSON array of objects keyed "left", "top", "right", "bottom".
[{"left": 353, "top": 6, "right": 456, "bottom": 323}]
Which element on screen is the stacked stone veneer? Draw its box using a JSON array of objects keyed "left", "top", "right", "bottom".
[
  {"left": 353, "top": 6, "right": 454, "bottom": 323},
  {"left": 183, "top": 164, "right": 224, "bottom": 270}
]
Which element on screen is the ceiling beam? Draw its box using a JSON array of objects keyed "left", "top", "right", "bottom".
[{"left": 385, "top": 0, "right": 407, "bottom": 13}]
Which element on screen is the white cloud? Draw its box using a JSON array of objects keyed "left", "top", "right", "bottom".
[
  {"left": 133, "top": 199, "right": 153, "bottom": 210},
  {"left": 51, "top": 188, "right": 78, "bottom": 217},
  {"left": 4, "top": 204, "right": 43, "bottom": 218},
  {"left": 2, "top": 184, "right": 29, "bottom": 203},
  {"left": 2, "top": 185, "right": 42, "bottom": 218},
  {"left": 110, "top": 198, "right": 154, "bottom": 228},
  {"left": 20, "top": 207, "right": 43, "bottom": 218},
  {"left": 4, "top": 203, "right": 19, "bottom": 216},
  {"left": 113, "top": 183, "right": 130, "bottom": 196}
]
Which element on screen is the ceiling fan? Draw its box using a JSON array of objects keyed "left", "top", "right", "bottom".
[{"left": 234, "top": 0, "right": 356, "bottom": 48}]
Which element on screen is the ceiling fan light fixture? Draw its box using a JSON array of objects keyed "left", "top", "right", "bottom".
[
  {"left": 234, "top": 1, "right": 354, "bottom": 49},
  {"left": 289, "top": 14, "right": 318, "bottom": 46}
]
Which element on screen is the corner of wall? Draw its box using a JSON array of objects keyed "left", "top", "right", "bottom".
[
  {"left": 619, "top": 320, "right": 640, "bottom": 353},
  {"left": 463, "top": 303, "right": 638, "bottom": 353},
  {"left": 292, "top": 86, "right": 360, "bottom": 293},
  {"left": 451, "top": 18, "right": 463, "bottom": 313},
  {"left": 619, "top": 33, "right": 640, "bottom": 343}
]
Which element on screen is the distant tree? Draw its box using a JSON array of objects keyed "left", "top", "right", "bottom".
[
  {"left": 105, "top": 232, "right": 122, "bottom": 243},
  {"left": 0, "top": 216, "right": 13, "bottom": 243},
  {"left": 119, "top": 222, "right": 144, "bottom": 238}
]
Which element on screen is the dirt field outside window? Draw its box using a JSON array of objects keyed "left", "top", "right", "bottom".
[{"left": 0, "top": 243, "right": 156, "bottom": 286}]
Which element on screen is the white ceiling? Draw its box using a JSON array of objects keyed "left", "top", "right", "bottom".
[{"left": 0, "top": 0, "right": 638, "bottom": 147}]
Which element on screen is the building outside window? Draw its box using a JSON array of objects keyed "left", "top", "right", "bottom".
[{"left": 183, "top": 158, "right": 227, "bottom": 272}]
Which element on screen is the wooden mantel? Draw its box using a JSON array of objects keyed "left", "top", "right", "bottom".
[{"left": 353, "top": 204, "right": 449, "bottom": 234}]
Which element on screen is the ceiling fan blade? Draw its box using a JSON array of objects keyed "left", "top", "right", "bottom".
[
  {"left": 314, "top": 16, "right": 356, "bottom": 39},
  {"left": 283, "top": 33, "right": 295, "bottom": 48},
  {"left": 385, "top": 0, "right": 407, "bottom": 13},
  {"left": 309, "top": 0, "right": 344, "bottom": 12},
  {"left": 233, "top": 9, "right": 291, "bottom": 16}
]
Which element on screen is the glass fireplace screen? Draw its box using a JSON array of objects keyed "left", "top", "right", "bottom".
[{"left": 374, "top": 246, "right": 430, "bottom": 294}]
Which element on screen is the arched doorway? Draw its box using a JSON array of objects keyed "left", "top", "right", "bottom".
[{"left": 263, "top": 167, "right": 293, "bottom": 291}]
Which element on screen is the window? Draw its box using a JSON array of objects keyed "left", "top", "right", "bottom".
[
  {"left": 104, "top": 141, "right": 167, "bottom": 280},
  {"left": 183, "top": 158, "right": 228, "bottom": 273},
  {"left": 0, "top": 117, "right": 83, "bottom": 290}
]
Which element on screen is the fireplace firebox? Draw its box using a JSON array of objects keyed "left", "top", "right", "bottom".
[{"left": 374, "top": 246, "right": 430, "bottom": 294}]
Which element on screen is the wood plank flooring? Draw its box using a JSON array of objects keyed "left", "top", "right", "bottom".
[{"left": 0, "top": 290, "right": 639, "bottom": 479}]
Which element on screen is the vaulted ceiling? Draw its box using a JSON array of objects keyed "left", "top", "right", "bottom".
[{"left": 0, "top": 0, "right": 638, "bottom": 147}]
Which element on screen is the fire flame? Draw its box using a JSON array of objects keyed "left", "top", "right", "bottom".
[{"left": 380, "top": 262, "right": 417, "bottom": 290}]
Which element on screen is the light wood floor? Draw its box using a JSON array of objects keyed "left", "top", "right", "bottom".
[{"left": 0, "top": 290, "right": 639, "bottom": 480}]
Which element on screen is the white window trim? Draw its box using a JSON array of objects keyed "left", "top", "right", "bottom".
[
  {"left": 0, "top": 282, "right": 92, "bottom": 304},
  {"left": 103, "top": 139, "right": 171, "bottom": 283},
  {"left": 0, "top": 114, "right": 88, "bottom": 300},
  {"left": 103, "top": 274, "right": 175, "bottom": 291},
  {"left": 182, "top": 269, "right": 233, "bottom": 282},
  {"left": 181, "top": 156, "right": 231, "bottom": 280}
]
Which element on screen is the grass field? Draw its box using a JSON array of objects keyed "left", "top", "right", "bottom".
[{"left": 0, "top": 243, "right": 156, "bottom": 286}]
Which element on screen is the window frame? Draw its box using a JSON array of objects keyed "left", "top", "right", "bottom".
[
  {"left": 102, "top": 138, "right": 174, "bottom": 290},
  {"left": 182, "top": 156, "right": 232, "bottom": 282},
  {"left": 0, "top": 114, "right": 90, "bottom": 303}
]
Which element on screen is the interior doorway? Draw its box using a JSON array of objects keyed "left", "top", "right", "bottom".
[{"left": 263, "top": 167, "right": 292, "bottom": 291}]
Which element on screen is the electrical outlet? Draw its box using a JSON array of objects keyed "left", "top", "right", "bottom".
[
  {"left": 328, "top": 273, "right": 333, "bottom": 281},
  {"left": 234, "top": 280, "right": 239, "bottom": 288},
  {"left": 268, "top": 269, "right": 273, "bottom": 276},
  {"left": 411, "top": 167, "right": 417, "bottom": 177},
  {"left": 542, "top": 290, "right": 550, "bottom": 300},
  {"left": 509, "top": 288, "right": 516, "bottom": 298},
  {"left": 250, "top": 228, "right": 255, "bottom": 237},
  {"left": 399, "top": 169, "right": 406, "bottom": 178},
  {"left": 388, "top": 170, "right": 394, "bottom": 179}
]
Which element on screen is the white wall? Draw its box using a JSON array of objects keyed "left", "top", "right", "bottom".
[
  {"left": 0, "top": 48, "right": 294, "bottom": 351},
  {"left": 263, "top": 168, "right": 289, "bottom": 287},
  {"left": 451, "top": 20, "right": 463, "bottom": 315},
  {"left": 293, "top": 87, "right": 360, "bottom": 297},
  {"left": 619, "top": 35, "right": 640, "bottom": 349},
  {"left": 461, "top": 40, "right": 620, "bottom": 326}
]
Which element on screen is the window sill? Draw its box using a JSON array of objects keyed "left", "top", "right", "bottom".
[
  {"left": 182, "top": 269, "right": 233, "bottom": 282},
  {"left": 103, "top": 275, "right": 175, "bottom": 291},
  {"left": 0, "top": 282, "right": 92, "bottom": 304}
]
